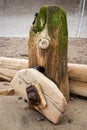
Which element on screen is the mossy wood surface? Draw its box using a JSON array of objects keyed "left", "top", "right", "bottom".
[{"left": 28, "top": 6, "right": 69, "bottom": 101}]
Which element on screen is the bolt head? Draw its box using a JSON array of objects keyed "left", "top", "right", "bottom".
[
  {"left": 26, "top": 84, "right": 40, "bottom": 105},
  {"left": 38, "top": 39, "right": 49, "bottom": 49}
]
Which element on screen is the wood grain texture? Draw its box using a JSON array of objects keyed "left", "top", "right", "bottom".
[
  {"left": 70, "top": 80, "right": 87, "bottom": 97},
  {"left": 0, "top": 57, "right": 87, "bottom": 97},
  {"left": 0, "top": 88, "right": 15, "bottom": 96},
  {"left": 28, "top": 6, "right": 69, "bottom": 101},
  {"left": 0, "top": 57, "right": 28, "bottom": 81},
  {"left": 68, "top": 63, "right": 87, "bottom": 82},
  {"left": 10, "top": 68, "right": 67, "bottom": 124}
]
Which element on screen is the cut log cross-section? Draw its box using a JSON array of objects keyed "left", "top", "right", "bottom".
[{"left": 28, "top": 5, "right": 69, "bottom": 101}]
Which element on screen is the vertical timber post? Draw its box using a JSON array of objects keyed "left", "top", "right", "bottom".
[{"left": 28, "top": 6, "right": 69, "bottom": 102}]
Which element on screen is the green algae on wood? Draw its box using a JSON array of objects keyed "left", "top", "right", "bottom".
[
  {"left": 33, "top": 6, "right": 47, "bottom": 32},
  {"left": 28, "top": 5, "right": 69, "bottom": 101}
]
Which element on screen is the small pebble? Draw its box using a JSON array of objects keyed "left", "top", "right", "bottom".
[
  {"left": 35, "top": 118, "right": 45, "bottom": 121},
  {"left": 70, "top": 97, "right": 74, "bottom": 101},
  {"left": 68, "top": 119, "right": 73, "bottom": 123},
  {"left": 74, "top": 108, "right": 77, "bottom": 111}
]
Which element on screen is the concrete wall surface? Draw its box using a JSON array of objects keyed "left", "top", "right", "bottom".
[{"left": 0, "top": 0, "right": 87, "bottom": 37}]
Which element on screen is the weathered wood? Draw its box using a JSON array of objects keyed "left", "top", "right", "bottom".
[
  {"left": 10, "top": 68, "right": 67, "bottom": 124},
  {"left": 70, "top": 80, "right": 87, "bottom": 97},
  {"left": 0, "top": 57, "right": 28, "bottom": 69},
  {"left": 68, "top": 63, "right": 87, "bottom": 97},
  {"left": 0, "top": 57, "right": 28, "bottom": 81},
  {"left": 1, "top": 58, "right": 87, "bottom": 83},
  {"left": 68, "top": 63, "right": 87, "bottom": 82},
  {"left": 28, "top": 6, "right": 69, "bottom": 101},
  {"left": 0, "top": 88, "right": 15, "bottom": 96},
  {"left": 0, "top": 68, "right": 18, "bottom": 81},
  {"left": 0, "top": 57, "right": 87, "bottom": 97}
]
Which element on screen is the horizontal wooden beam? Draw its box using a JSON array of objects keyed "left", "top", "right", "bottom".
[
  {"left": 0, "top": 57, "right": 87, "bottom": 97},
  {"left": 70, "top": 80, "right": 87, "bottom": 97},
  {"left": 0, "top": 57, "right": 28, "bottom": 81},
  {"left": 68, "top": 63, "right": 87, "bottom": 82}
]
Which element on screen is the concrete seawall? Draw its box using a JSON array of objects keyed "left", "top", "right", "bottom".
[{"left": 0, "top": 0, "right": 87, "bottom": 37}]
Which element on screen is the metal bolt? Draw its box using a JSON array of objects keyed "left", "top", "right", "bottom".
[{"left": 26, "top": 84, "right": 40, "bottom": 105}]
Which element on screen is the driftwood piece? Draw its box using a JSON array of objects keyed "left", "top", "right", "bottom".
[
  {"left": 0, "top": 57, "right": 28, "bottom": 81},
  {"left": 10, "top": 68, "right": 67, "bottom": 124},
  {"left": 28, "top": 6, "right": 69, "bottom": 101},
  {"left": 68, "top": 63, "right": 87, "bottom": 82},
  {"left": 70, "top": 80, "right": 87, "bottom": 97}
]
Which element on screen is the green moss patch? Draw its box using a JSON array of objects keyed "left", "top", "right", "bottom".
[
  {"left": 33, "top": 5, "right": 68, "bottom": 52},
  {"left": 33, "top": 6, "right": 47, "bottom": 33},
  {"left": 47, "top": 6, "right": 68, "bottom": 46}
]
